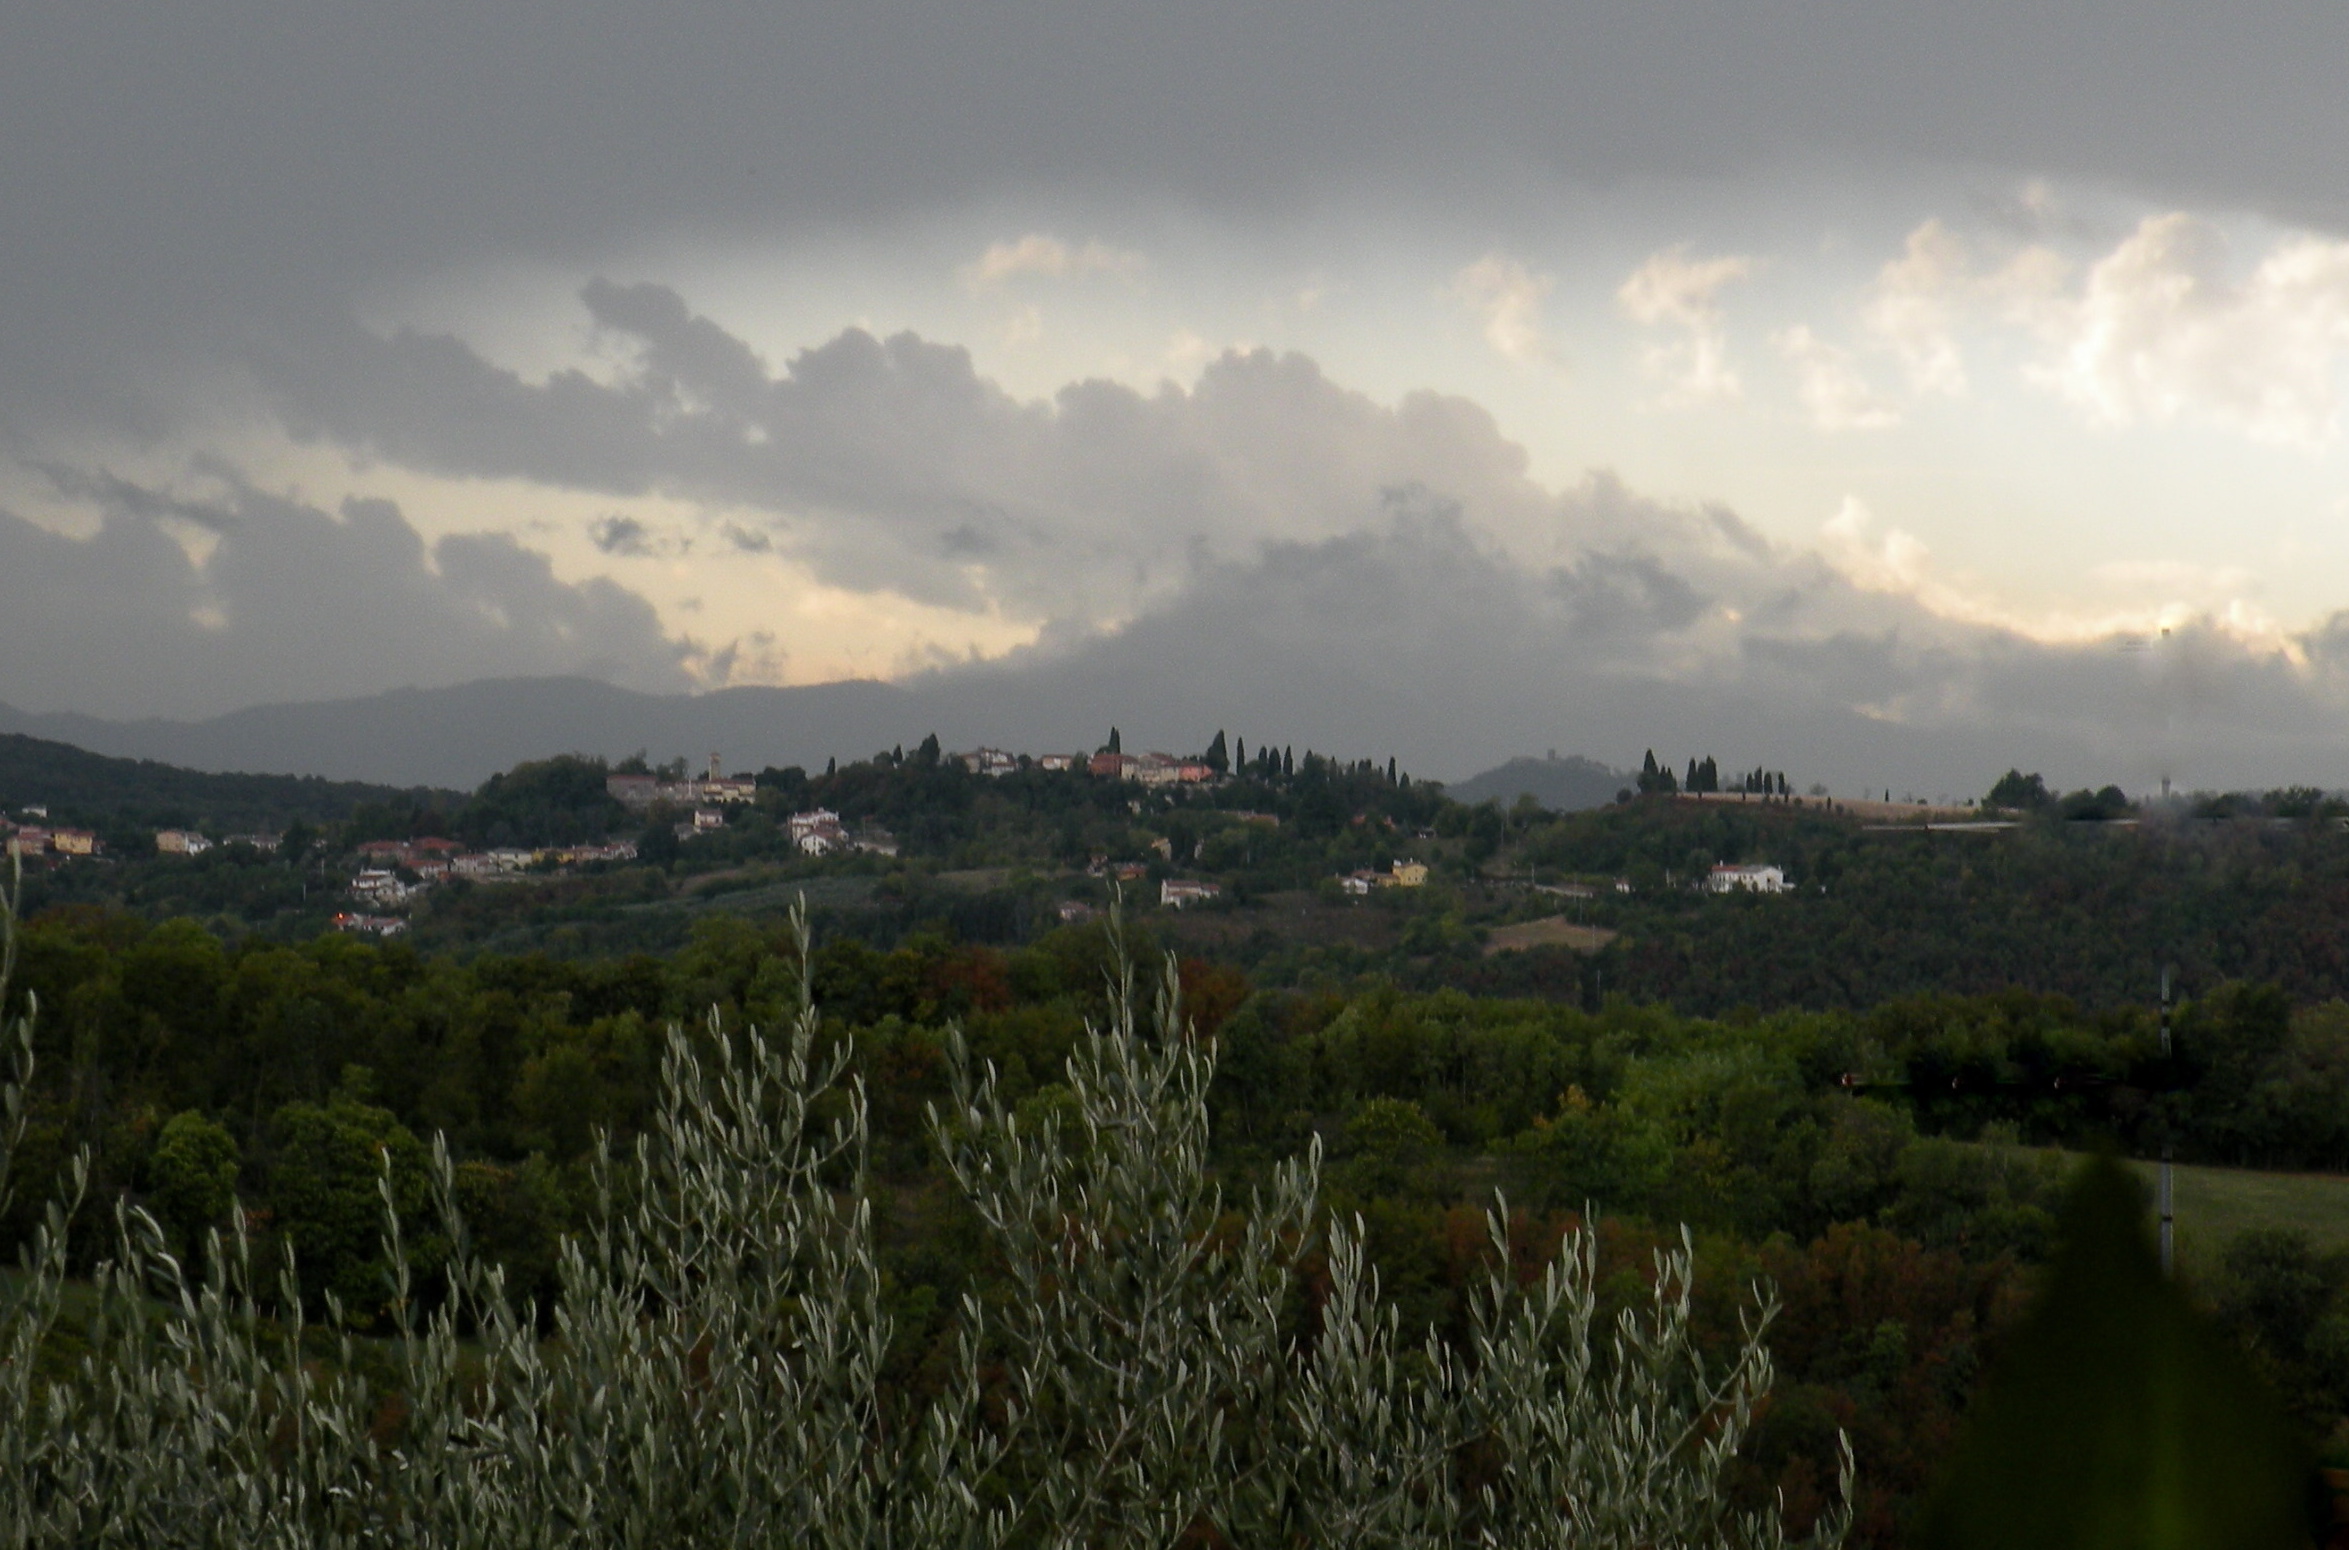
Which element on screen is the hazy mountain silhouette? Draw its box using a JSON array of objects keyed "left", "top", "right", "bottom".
[
  {"left": 1444, "top": 754, "right": 1630, "bottom": 811},
  {"left": 0, "top": 678, "right": 935, "bottom": 788}
]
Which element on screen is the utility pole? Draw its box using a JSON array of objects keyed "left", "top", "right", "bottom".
[{"left": 2160, "top": 962, "right": 2175, "bottom": 1277}]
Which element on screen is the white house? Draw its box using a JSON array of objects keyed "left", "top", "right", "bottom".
[
  {"left": 1160, "top": 878, "right": 1222, "bottom": 908},
  {"left": 350, "top": 869, "right": 418, "bottom": 906},
  {"left": 332, "top": 912, "right": 408, "bottom": 937},
  {"left": 1707, "top": 862, "right": 1789, "bottom": 894},
  {"left": 156, "top": 830, "right": 213, "bottom": 856},
  {"left": 789, "top": 808, "right": 847, "bottom": 855}
]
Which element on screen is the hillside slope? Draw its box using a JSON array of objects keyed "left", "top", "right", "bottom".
[
  {"left": 0, "top": 677, "right": 925, "bottom": 789},
  {"left": 0, "top": 732, "right": 447, "bottom": 834}
]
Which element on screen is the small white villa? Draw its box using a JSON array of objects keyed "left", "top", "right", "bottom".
[{"left": 1707, "top": 862, "right": 1789, "bottom": 894}]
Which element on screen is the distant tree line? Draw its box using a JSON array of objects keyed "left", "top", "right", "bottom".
[{"left": 1633, "top": 751, "right": 1790, "bottom": 798}]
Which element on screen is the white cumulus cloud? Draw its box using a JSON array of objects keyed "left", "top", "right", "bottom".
[
  {"left": 2031, "top": 213, "right": 2349, "bottom": 445},
  {"left": 1450, "top": 253, "right": 1558, "bottom": 365},
  {"left": 960, "top": 234, "right": 1148, "bottom": 291},
  {"left": 1616, "top": 246, "right": 1751, "bottom": 405},
  {"left": 1866, "top": 219, "right": 1976, "bottom": 396}
]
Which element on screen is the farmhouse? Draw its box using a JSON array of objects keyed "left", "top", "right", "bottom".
[
  {"left": 1707, "top": 862, "right": 1789, "bottom": 894},
  {"left": 789, "top": 808, "right": 847, "bottom": 854},
  {"left": 959, "top": 747, "right": 1020, "bottom": 777}
]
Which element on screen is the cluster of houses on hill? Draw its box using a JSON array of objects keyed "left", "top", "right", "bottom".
[
  {"left": 604, "top": 760, "right": 759, "bottom": 811},
  {"left": 607, "top": 762, "right": 782, "bottom": 845},
  {"left": 330, "top": 913, "right": 409, "bottom": 938},
  {"left": 785, "top": 809, "right": 897, "bottom": 857},
  {"left": 952, "top": 748, "right": 1218, "bottom": 786},
  {"left": 594, "top": 744, "right": 1225, "bottom": 851},
  {"left": 1339, "top": 859, "right": 1431, "bottom": 894},
  {"left": 157, "top": 829, "right": 283, "bottom": 855},
  {"left": 11, "top": 822, "right": 284, "bottom": 864},
  {"left": 341, "top": 836, "right": 639, "bottom": 918},
  {"left": 4, "top": 816, "right": 100, "bottom": 859}
]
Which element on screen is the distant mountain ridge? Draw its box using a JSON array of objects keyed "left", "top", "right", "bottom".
[
  {"left": 0, "top": 678, "right": 931, "bottom": 789},
  {"left": 1445, "top": 754, "right": 1630, "bottom": 812}
]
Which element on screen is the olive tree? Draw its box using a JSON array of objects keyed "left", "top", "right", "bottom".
[{"left": 0, "top": 862, "right": 1847, "bottom": 1548}]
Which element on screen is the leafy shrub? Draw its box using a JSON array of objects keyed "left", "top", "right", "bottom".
[{"left": 146, "top": 1111, "right": 239, "bottom": 1260}]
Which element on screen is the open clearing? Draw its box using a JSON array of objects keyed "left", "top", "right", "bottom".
[
  {"left": 1483, "top": 916, "right": 1619, "bottom": 955},
  {"left": 2125, "top": 1156, "right": 2349, "bottom": 1259},
  {"left": 2026, "top": 1150, "right": 2349, "bottom": 1269}
]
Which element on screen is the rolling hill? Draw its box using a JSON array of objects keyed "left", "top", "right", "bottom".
[
  {"left": 0, "top": 732, "right": 451, "bottom": 835},
  {"left": 1444, "top": 753, "right": 1629, "bottom": 811}
]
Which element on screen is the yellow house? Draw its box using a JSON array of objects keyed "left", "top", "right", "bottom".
[{"left": 1390, "top": 859, "right": 1429, "bottom": 888}]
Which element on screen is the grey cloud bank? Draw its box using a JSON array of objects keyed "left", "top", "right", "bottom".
[
  {"left": 11, "top": 500, "right": 2349, "bottom": 795},
  {"left": 272, "top": 284, "right": 1574, "bottom": 618},
  {"left": 10, "top": 278, "right": 2349, "bottom": 790},
  {"left": 9, "top": 0, "right": 2349, "bottom": 790},
  {"left": 8, "top": 0, "right": 2349, "bottom": 434},
  {"left": 0, "top": 475, "right": 693, "bottom": 722}
]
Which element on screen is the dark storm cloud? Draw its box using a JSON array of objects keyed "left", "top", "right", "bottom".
[
  {"left": 6, "top": 0, "right": 2349, "bottom": 435},
  {"left": 588, "top": 515, "right": 654, "bottom": 556},
  {"left": 920, "top": 520, "right": 2349, "bottom": 794},
  {"left": 1549, "top": 552, "right": 1712, "bottom": 639},
  {"left": 0, "top": 476, "right": 693, "bottom": 721}
]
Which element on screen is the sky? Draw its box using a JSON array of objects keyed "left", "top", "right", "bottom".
[{"left": 6, "top": 0, "right": 2349, "bottom": 792}]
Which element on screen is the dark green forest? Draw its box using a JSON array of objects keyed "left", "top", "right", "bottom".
[
  {"left": 6, "top": 899, "right": 2349, "bottom": 1544},
  {"left": 0, "top": 732, "right": 455, "bottom": 845},
  {"left": 11, "top": 738, "right": 2349, "bottom": 1543}
]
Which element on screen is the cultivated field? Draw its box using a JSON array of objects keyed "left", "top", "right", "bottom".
[{"left": 1482, "top": 915, "right": 1620, "bottom": 955}]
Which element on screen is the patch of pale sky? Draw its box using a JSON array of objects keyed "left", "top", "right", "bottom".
[
  {"left": 1774, "top": 325, "right": 1902, "bottom": 431},
  {"left": 1820, "top": 493, "right": 2301, "bottom": 657}
]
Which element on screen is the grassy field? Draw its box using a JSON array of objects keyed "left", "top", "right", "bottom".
[
  {"left": 2105, "top": 1155, "right": 2349, "bottom": 1269},
  {"left": 1482, "top": 915, "right": 1620, "bottom": 955}
]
